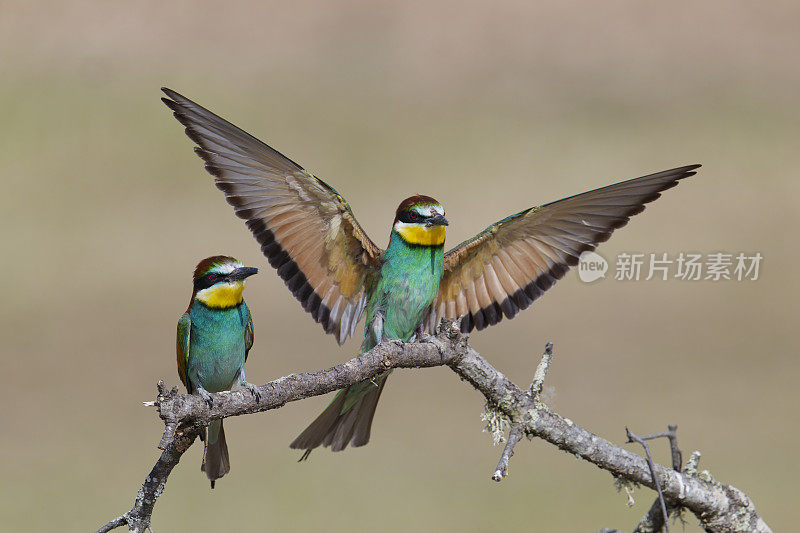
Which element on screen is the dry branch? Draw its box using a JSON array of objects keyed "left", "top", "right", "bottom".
[
  {"left": 491, "top": 341, "right": 553, "bottom": 482},
  {"left": 626, "top": 428, "right": 671, "bottom": 533},
  {"left": 97, "top": 320, "right": 770, "bottom": 533},
  {"left": 630, "top": 425, "right": 683, "bottom": 533},
  {"left": 491, "top": 425, "right": 524, "bottom": 482}
]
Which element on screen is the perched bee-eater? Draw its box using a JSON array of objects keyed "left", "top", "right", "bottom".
[
  {"left": 162, "top": 88, "right": 700, "bottom": 458},
  {"left": 177, "top": 255, "right": 259, "bottom": 487}
]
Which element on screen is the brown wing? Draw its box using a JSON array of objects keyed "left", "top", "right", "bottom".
[
  {"left": 427, "top": 165, "right": 700, "bottom": 333},
  {"left": 163, "top": 88, "right": 383, "bottom": 344}
]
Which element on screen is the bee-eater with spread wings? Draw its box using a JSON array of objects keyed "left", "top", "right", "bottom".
[
  {"left": 178, "top": 256, "right": 259, "bottom": 486},
  {"left": 162, "top": 88, "right": 699, "bottom": 458}
]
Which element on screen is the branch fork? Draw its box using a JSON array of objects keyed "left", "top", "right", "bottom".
[
  {"left": 491, "top": 342, "right": 553, "bottom": 482},
  {"left": 625, "top": 426, "right": 679, "bottom": 533}
]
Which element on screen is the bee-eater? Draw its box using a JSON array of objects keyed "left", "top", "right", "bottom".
[
  {"left": 177, "top": 255, "right": 259, "bottom": 487},
  {"left": 162, "top": 88, "right": 700, "bottom": 458}
]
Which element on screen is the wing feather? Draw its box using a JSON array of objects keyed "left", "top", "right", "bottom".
[
  {"left": 176, "top": 313, "right": 192, "bottom": 391},
  {"left": 163, "top": 88, "right": 383, "bottom": 344},
  {"left": 431, "top": 164, "right": 700, "bottom": 333},
  {"left": 245, "top": 306, "right": 254, "bottom": 362}
]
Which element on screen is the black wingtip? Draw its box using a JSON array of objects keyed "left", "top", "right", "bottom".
[
  {"left": 161, "top": 86, "right": 179, "bottom": 99},
  {"left": 161, "top": 88, "right": 193, "bottom": 109},
  {"left": 676, "top": 163, "right": 702, "bottom": 177},
  {"left": 662, "top": 163, "right": 701, "bottom": 179},
  {"left": 161, "top": 98, "right": 178, "bottom": 113},
  {"left": 298, "top": 449, "right": 312, "bottom": 462},
  {"left": 161, "top": 96, "right": 180, "bottom": 114}
]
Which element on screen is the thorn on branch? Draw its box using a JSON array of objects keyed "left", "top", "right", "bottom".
[
  {"left": 626, "top": 428, "right": 671, "bottom": 533},
  {"left": 492, "top": 425, "right": 524, "bottom": 481}
]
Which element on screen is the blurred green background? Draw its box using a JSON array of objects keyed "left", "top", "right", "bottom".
[{"left": 1, "top": 1, "right": 797, "bottom": 531}]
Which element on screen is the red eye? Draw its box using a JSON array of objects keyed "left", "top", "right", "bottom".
[
  {"left": 208, "top": 274, "right": 217, "bottom": 282},
  {"left": 409, "top": 212, "right": 418, "bottom": 220}
]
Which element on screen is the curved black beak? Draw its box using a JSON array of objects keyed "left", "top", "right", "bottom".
[
  {"left": 426, "top": 214, "right": 449, "bottom": 227},
  {"left": 228, "top": 266, "right": 259, "bottom": 282}
]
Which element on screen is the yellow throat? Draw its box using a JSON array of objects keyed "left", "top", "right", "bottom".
[
  {"left": 196, "top": 281, "right": 245, "bottom": 308},
  {"left": 396, "top": 224, "right": 446, "bottom": 246}
]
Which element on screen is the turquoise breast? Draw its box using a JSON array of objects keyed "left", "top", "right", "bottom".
[{"left": 188, "top": 302, "right": 249, "bottom": 393}]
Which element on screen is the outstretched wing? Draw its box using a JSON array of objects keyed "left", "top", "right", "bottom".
[
  {"left": 163, "top": 89, "right": 383, "bottom": 344},
  {"left": 177, "top": 313, "right": 192, "bottom": 391},
  {"left": 427, "top": 165, "right": 700, "bottom": 333}
]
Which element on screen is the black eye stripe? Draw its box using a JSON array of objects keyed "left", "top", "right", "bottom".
[
  {"left": 398, "top": 210, "right": 428, "bottom": 223},
  {"left": 193, "top": 272, "right": 228, "bottom": 291}
]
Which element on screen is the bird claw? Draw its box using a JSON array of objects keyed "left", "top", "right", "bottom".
[
  {"left": 243, "top": 381, "right": 261, "bottom": 403},
  {"left": 197, "top": 388, "right": 214, "bottom": 408}
]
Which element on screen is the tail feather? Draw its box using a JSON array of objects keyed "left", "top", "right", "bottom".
[
  {"left": 352, "top": 377, "right": 386, "bottom": 447},
  {"left": 290, "top": 375, "right": 388, "bottom": 458},
  {"left": 201, "top": 419, "right": 230, "bottom": 488},
  {"left": 293, "top": 388, "right": 349, "bottom": 451},
  {"left": 330, "top": 400, "right": 362, "bottom": 452}
]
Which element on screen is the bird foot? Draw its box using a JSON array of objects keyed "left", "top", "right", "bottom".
[
  {"left": 197, "top": 387, "right": 214, "bottom": 408},
  {"left": 242, "top": 381, "right": 261, "bottom": 403}
]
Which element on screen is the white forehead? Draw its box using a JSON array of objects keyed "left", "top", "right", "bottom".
[
  {"left": 209, "top": 260, "right": 242, "bottom": 274},
  {"left": 414, "top": 204, "right": 444, "bottom": 216}
]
